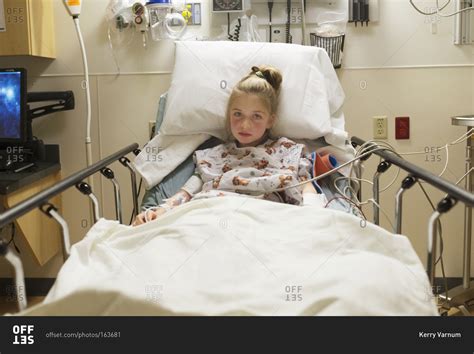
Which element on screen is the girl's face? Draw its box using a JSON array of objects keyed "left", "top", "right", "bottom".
[{"left": 230, "top": 94, "right": 275, "bottom": 147}]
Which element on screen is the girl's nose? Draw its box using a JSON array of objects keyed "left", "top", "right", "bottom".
[{"left": 241, "top": 118, "right": 251, "bottom": 129}]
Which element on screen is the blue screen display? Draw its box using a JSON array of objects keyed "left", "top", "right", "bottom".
[{"left": 0, "top": 71, "right": 21, "bottom": 139}]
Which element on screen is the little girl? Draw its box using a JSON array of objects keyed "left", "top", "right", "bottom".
[{"left": 133, "top": 65, "right": 319, "bottom": 226}]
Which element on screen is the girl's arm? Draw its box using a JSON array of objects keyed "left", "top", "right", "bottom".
[{"left": 133, "top": 174, "right": 203, "bottom": 226}]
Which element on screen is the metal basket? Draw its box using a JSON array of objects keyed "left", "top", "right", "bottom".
[{"left": 309, "top": 33, "right": 345, "bottom": 69}]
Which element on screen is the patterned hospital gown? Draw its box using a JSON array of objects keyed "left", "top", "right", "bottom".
[{"left": 191, "top": 136, "right": 312, "bottom": 205}]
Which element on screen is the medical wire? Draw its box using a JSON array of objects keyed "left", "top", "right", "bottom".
[
  {"left": 324, "top": 195, "right": 366, "bottom": 219},
  {"left": 455, "top": 167, "right": 474, "bottom": 185},
  {"left": 268, "top": 145, "right": 389, "bottom": 193},
  {"left": 6, "top": 223, "right": 20, "bottom": 254},
  {"left": 272, "top": 128, "right": 472, "bottom": 226},
  {"left": 436, "top": 0, "right": 474, "bottom": 17},
  {"left": 357, "top": 128, "right": 473, "bottom": 191},
  {"left": 348, "top": 133, "right": 473, "bottom": 306},
  {"left": 351, "top": 140, "right": 403, "bottom": 193},
  {"left": 360, "top": 198, "right": 395, "bottom": 230},
  {"left": 397, "top": 129, "right": 474, "bottom": 180},
  {"left": 410, "top": 0, "right": 473, "bottom": 17},
  {"left": 409, "top": 0, "right": 451, "bottom": 15},
  {"left": 344, "top": 137, "right": 449, "bottom": 226}
]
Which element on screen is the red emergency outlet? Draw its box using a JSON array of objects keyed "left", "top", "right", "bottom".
[{"left": 395, "top": 117, "right": 410, "bottom": 139}]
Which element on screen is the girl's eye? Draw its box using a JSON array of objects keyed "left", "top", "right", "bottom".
[
  {"left": 253, "top": 114, "right": 262, "bottom": 120},
  {"left": 233, "top": 112, "right": 241, "bottom": 117}
]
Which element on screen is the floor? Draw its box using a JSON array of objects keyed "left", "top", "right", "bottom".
[
  {"left": 0, "top": 296, "right": 473, "bottom": 316},
  {"left": 0, "top": 296, "right": 44, "bottom": 315}
]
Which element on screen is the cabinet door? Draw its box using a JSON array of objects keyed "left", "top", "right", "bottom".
[
  {"left": 0, "top": 0, "right": 55, "bottom": 58},
  {"left": 0, "top": 0, "right": 31, "bottom": 56},
  {"left": 27, "top": 0, "right": 55, "bottom": 58}
]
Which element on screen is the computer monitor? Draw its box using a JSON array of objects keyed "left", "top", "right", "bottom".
[{"left": 0, "top": 68, "right": 27, "bottom": 146}]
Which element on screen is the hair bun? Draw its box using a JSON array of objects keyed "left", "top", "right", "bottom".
[{"left": 250, "top": 65, "right": 282, "bottom": 94}]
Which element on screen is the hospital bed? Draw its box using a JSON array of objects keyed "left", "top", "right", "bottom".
[{"left": 1, "top": 41, "right": 473, "bottom": 316}]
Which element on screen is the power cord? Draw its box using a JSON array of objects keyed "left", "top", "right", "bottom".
[
  {"left": 286, "top": 0, "right": 292, "bottom": 43},
  {"left": 268, "top": 1, "right": 274, "bottom": 42},
  {"left": 227, "top": 15, "right": 241, "bottom": 41},
  {"left": 6, "top": 223, "right": 20, "bottom": 254}
]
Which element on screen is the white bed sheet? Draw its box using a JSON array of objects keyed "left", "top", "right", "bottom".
[{"left": 20, "top": 196, "right": 437, "bottom": 316}]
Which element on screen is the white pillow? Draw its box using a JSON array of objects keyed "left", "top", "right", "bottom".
[{"left": 160, "top": 41, "right": 346, "bottom": 141}]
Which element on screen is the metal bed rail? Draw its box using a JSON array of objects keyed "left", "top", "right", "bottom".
[
  {"left": 351, "top": 136, "right": 474, "bottom": 207},
  {"left": 351, "top": 136, "right": 474, "bottom": 315},
  {"left": 0, "top": 143, "right": 139, "bottom": 312},
  {"left": 0, "top": 143, "right": 139, "bottom": 229}
]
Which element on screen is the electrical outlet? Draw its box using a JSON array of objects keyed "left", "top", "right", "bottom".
[
  {"left": 149, "top": 121, "right": 156, "bottom": 137},
  {"left": 373, "top": 116, "right": 387, "bottom": 139}
]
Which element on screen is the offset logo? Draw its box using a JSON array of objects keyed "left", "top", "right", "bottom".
[{"left": 12, "top": 325, "right": 34, "bottom": 344}]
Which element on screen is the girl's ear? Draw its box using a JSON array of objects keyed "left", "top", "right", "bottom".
[{"left": 267, "top": 114, "right": 276, "bottom": 128}]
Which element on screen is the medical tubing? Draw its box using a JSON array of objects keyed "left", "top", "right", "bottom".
[
  {"left": 164, "top": 13, "right": 187, "bottom": 39},
  {"left": 73, "top": 17, "right": 94, "bottom": 198},
  {"left": 144, "top": 206, "right": 159, "bottom": 222}
]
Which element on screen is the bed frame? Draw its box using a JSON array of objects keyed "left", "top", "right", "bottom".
[
  {"left": 351, "top": 136, "right": 474, "bottom": 316},
  {"left": 0, "top": 143, "right": 139, "bottom": 312},
  {"left": 1, "top": 137, "right": 473, "bottom": 315}
]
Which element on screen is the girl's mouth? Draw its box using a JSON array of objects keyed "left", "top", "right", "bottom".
[{"left": 239, "top": 133, "right": 251, "bottom": 137}]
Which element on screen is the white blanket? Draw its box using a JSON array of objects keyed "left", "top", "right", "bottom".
[{"left": 21, "top": 196, "right": 438, "bottom": 316}]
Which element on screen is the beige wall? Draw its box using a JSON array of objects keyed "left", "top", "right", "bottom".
[{"left": 0, "top": 0, "right": 472, "bottom": 280}]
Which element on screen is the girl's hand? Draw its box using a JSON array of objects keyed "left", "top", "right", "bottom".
[{"left": 132, "top": 207, "right": 167, "bottom": 226}]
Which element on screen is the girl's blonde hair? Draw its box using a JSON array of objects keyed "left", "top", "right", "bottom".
[{"left": 225, "top": 65, "right": 283, "bottom": 142}]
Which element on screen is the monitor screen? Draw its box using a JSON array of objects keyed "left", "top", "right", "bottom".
[{"left": 0, "top": 68, "right": 26, "bottom": 144}]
